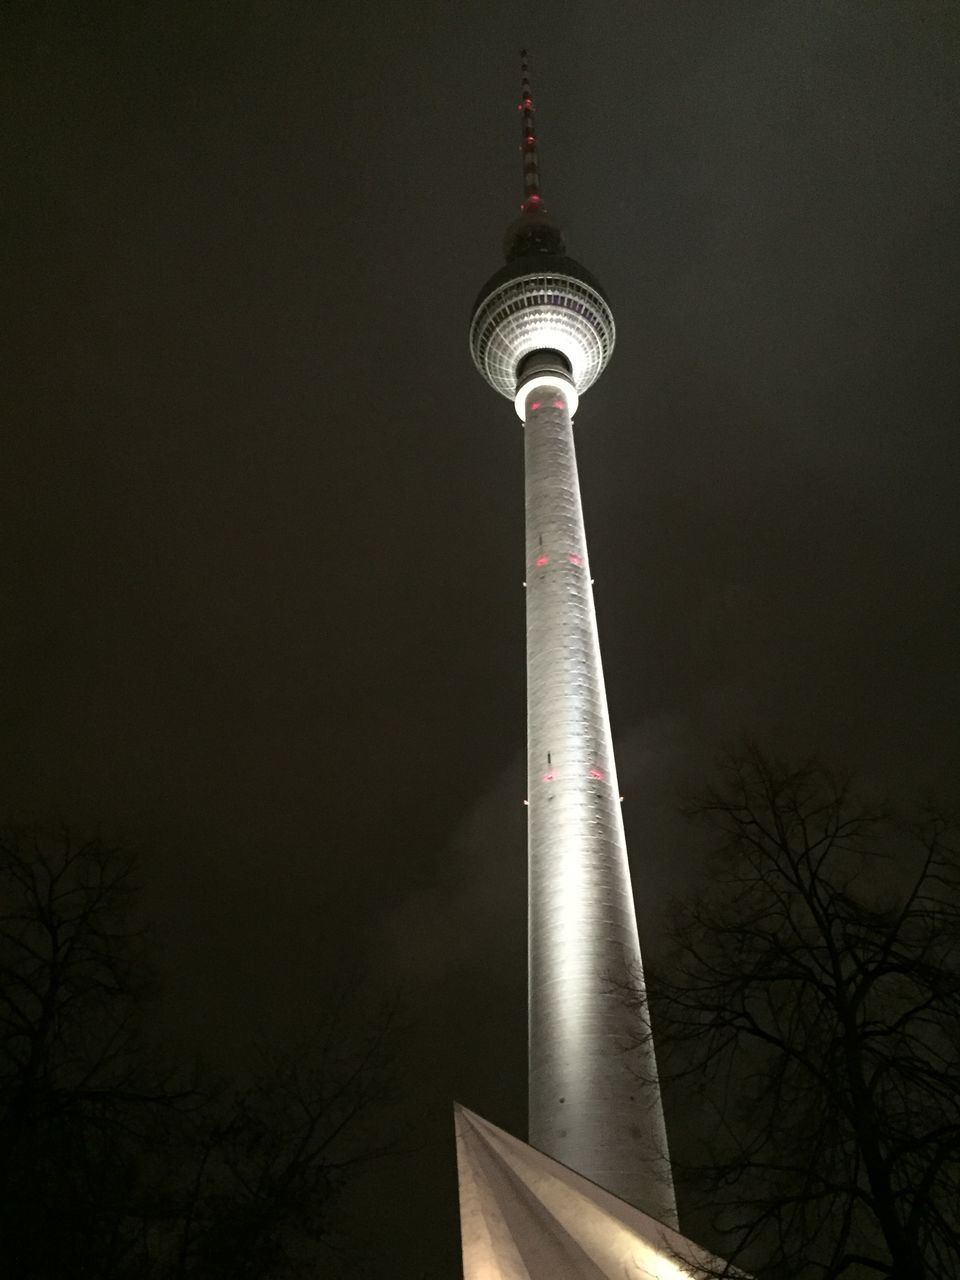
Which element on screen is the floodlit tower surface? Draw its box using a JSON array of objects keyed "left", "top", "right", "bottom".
[{"left": 469, "top": 53, "right": 677, "bottom": 1225}]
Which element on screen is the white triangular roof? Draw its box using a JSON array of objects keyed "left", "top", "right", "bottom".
[{"left": 455, "top": 1104, "right": 729, "bottom": 1279}]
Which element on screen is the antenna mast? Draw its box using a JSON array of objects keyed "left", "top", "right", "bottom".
[{"left": 519, "top": 49, "right": 544, "bottom": 211}]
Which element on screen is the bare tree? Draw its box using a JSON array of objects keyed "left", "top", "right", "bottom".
[
  {"left": 0, "top": 827, "right": 175, "bottom": 1276},
  {"left": 631, "top": 748, "right": 960, "bottom": 1280},
  {"left": 167, "top": 1008, "right": 401, "bottom": 1280},
  {"left": 0, "top": 826, "right": 400, "bottom": 1279}
]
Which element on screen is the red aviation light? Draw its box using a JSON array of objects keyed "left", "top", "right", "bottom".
[
  {"left": 552, "top": 398, "right": 564, "bottom": 409},
  {"left": 530, "top": 401, "right": 541, "bottom": 410},
  {"left": 567, "top": 553, "right": 582, "bottom": 566},
  {"left": 527, "top": 193, "right": 541, "bottom": 204},
  {"left": 535, "top": 555, "right": 549, "bottom": 567},
  {"left": 542, "top": 771, "right": 555, "bottom": 782},
  {"left": 525, "top": 135, "right": 535, "bottom": 144},
  {"left": 589, "top": 768, "right": 604, "bottom": 780}
]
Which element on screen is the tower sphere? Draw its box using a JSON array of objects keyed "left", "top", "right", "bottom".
[{"left": 469, "top": 250, "right": 616, "bottom": 411}]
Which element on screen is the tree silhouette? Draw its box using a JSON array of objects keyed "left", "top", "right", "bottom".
[
  {"left": 0, "top": 827, "right": 399, "bottom": 1279},
  {"left": 631, "top": 749, "right": 960, "bottom": 1280}
]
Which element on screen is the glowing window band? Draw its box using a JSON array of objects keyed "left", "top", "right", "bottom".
[{"left": 516, "top": 373, "right": 579, "bottom": 419}]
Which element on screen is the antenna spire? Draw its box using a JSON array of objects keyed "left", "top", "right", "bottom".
[
  {"left": 502, "top": 51, "right": 566, "bottom": 261},
  {"left": 519, "top": 49, "right": 543, "bottom": 211}
]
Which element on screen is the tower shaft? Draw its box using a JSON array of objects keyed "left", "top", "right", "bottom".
[{"left": 523, "top": 374, "right": 677, "bottom": 1224}]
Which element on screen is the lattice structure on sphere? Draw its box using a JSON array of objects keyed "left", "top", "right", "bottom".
[{"left": 470, "top": 268, "right": 615, "bottom": 401}]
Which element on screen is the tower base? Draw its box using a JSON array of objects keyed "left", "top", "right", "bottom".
[{"left": 455, "top": 1105, "right": 733, "bottom": 1280}]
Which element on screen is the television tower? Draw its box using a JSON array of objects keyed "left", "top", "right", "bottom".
[{"left": 469, "top": 52, "right": 677, "bottom": 1224}]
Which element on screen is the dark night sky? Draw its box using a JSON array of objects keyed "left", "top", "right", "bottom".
[{"left": 3, "top": 1, "right": 960, "bottom": 1273}]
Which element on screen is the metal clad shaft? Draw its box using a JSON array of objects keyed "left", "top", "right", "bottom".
[{"left": 523, "top": 381, "right": 678, "bottom": 1225}]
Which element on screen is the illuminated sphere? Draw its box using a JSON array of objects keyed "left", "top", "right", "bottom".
[{"left": 470, "top": 244, "right": 616, "bottom": 403}]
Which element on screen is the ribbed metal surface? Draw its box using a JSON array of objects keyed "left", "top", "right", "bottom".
[{"left": 523, "top": 379, "right": 678, "bottom": 1226}]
